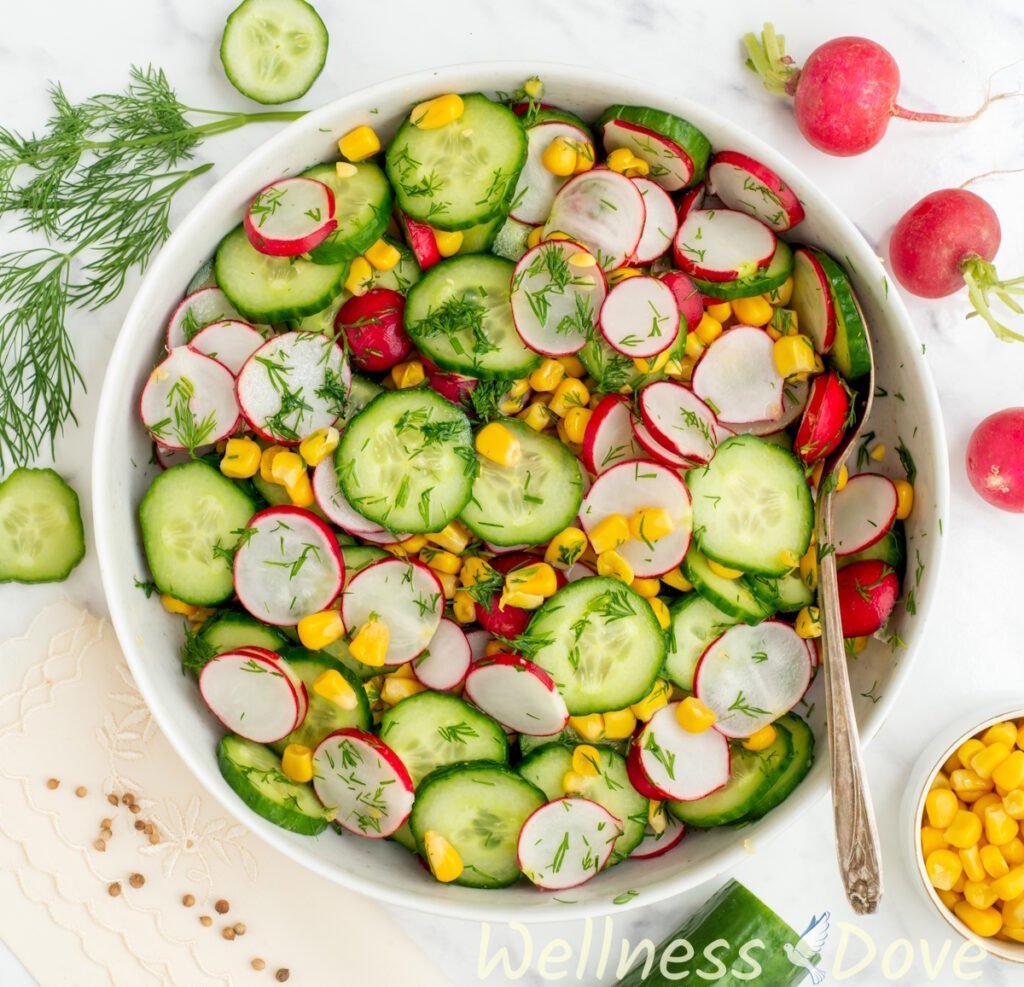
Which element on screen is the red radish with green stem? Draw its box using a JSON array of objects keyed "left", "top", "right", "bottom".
[{"left": 743, "top": 23, "right": 1016, "bottom": 156}]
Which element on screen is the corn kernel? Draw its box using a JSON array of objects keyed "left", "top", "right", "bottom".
[
  {"left": 632, "top": 349, "right": 672, "bottom": 375},
  {"left": 742, "top": 724, "right": 777, "bottom": 752},
  {"left": 160, "top": 594, "right": 199, "bottom": 618},
  {"left": 694, "top": 313, "right": 724, "bottom": 346},
  {"left": 706, "top": 559, "right": 744, "bottom": 579},
  {"left": 961, "top": 844, "right": 987, "bottom": 882},
  {"left": 661, "top": 567, "right": 693, "bottom": 592},
  {"left": 345, "top": 256, "right": 373, "bottom": 296},
  {"left": 589, "top": 514, "right": 630, "bottom": 555},
  {"left": 286, "top": 471, "right": 314, "bottom": 508},
  {"left": 705, "top": 301, "right": 732, "bottom": 322},
  {"left": 526, "top": 225, "right": 545, "bottom": 249},
  {"left": 298, "top": 609, "right": 345, "bottom": 651},
  {"left": 921, "top": 826, "right": 950, "bottom": 858},
  {"left": 391, "top": 360, "right": 425, "bottom": 390},
  {"left": 541, "top": 136, "right": 578, "bottom": 177},
  {"left": 773, "top": 334, "right": 818, "bottom": 377},
  {"left": 629, "top": 507, "right": 675, "bottom": 544},
  {"left": 959, "top": 738, "right": 987, "bottom": 769},
  {"left": 562, "top": 770, "right": 588, "bottom": 794},
  {"left": 597, "top": 550, "right": 634, "bottom": 584},
  {"left": 937, "top": 889, "right": 962, "bottom": 910},
  {"left": 954, "top": 900, "right": 1003, "bottom": 937},
  {"left": 281, "top": 744, "right": 314, "bottom": 783},
  {"left": 518, "top": 401, "right": 554, "bottom": 431},
  {"left": 994, "top": 751, "right": 1024, "bottom": 791},
  {"left": 606, "top": 147, "right": 637, "bottom": 174},
  {"left": 676, "top": 696, "right": 717, "bottom": 733},
  {"left": 424, "top": 829, "right": 464, "bottom": 883},
  {"left": 684, "top": 333, "right": 705, "bottom": 361},
  {"left": 835, "top": 464, "right": 849, "bottom": 491},
  {"left": 982, "top": 844, "right": 1011, "bottom": 879},
  {"left": 572, "top": 744, "right": 602, "bottom": 778},
  {"left": 545, "top": 527, "right": 588, "bottom": 570},
  {"left": 384, "top": 534, "right": 427, "bottom": 556},
  {"left": 313, "top": 668, "right": 358, "bottom": 710},
  {"left": 364, "top": 238, "right": 401, "bottom": 272},
  {"left": 972, "top": 792, "right": 1002, "bottom": 821},
  {"left": 475, "top": 422, "right": 522, "bottom": 468},
  {"left": 563, "top": 406, "right": 592, "bottom": 444},
  {"left": 499, "top": 589, "right": 545, "bottom": 610},
  {"left": 452, "top": 590, "right": 475, "bottom": 624},
  {"left": 952, "top": 768, "right": 994, "bottom": 802},
  {"left": 779, "top": 549, "right": 800, "bottom": 570},
  {"left": 974, "top": 743, "right": 1013, "bottom": 781},
  {"left": 432, "top": 228, "right": 463, "bottom": 257},
  {"left": 349, "top": 617, "right": 389, "bottom": 667},
  {"left": 484, "top": 639, "right": 508, "bottom": 657},
  {"left": 548, "top": 378, "right": 589, "bottom": 417},
  {"left": 1004, "top": 790, "right": 1024, "bottom": 820},
  {"left": 299, "top": 426, "right": 340, "bottom": 467},
  {"left": 425, "top": 521, "right": 470, "bottom": 555},
  {"left": 270, "top": 450, "right": 305, "bottom": 488},
  {"left": 338, "top": 125, "right": 381, "bottom": 162},
  {"left": 768, "top": 277, "right": 794, "bottom": 306},
  {"left": 630, "top": 679, "right": 672, "bottom": 722},
  {"left": 459, "top": 556, "right": 493, "bottom": 589},
  {"left": 569, "top": 713, "right": 605, "bottom": 742},
  {"left": 631, "top": 577, "right": 661, "bottom": 599},
  {"left": 648, "top": 800, "right": 667, "bottom": 835},
  {"left": 1003, "top": 891, "right": 1024, "bottom": 928},
  {"left": 732, "top": 295, "right": 774, "bottom": 327},
  {"left": 993, "top": 866, "right": 1024, "bottom": 902},
  {"left": 219, "top": 437, "right": 261, "bottom": 478},
  {"left": 1005, "top": 838, "right": 1024, "bottom": 866},
  {"left": 894, "top": 479, "right": 914, "bottom": 520},
  {"left": 945, "top": 809, "right": 984, "bottom": 849},
  {"left": 869, "top": 443, "right": 886, "bottom": 462},
  {"left": 505, "top": 562, "right": 558, "bottom": 598},
  {"left": 435, "top": 569, "right": 458, "bottom": 599},
  {"left": 927, "top": 788, "right": 961, "bottom": 829},
  {"left": 624, "top": 158, "right": 650, "bottom": 178},
  {"left": 573, "top": 141, "right": 596, "bottom": 173},
  {"left": 381, "top": 674, "right": 426, "bottom": 706},
  {"left": 795, "top": 606, "right": 822, "bottom": 639},
  {"left": 421, "top": 547, "right": 462, "bottom": 576},
  {"left": 648, "top": 596, "right": 671, "bottom": 629},
  {"left": 259, "top": 445, "right": 286, "bottom": 483},
  {"left": 602, "top": 708, "right": 637, "bottom": 740},
  {"left": 987, "top": 805, "right": 1020, "bottom": 846},
  {"left": 927, "top": 848, "right": 964, "bottom": 891},
  {"left": 411, "top": 94, "right": 464, "bottom": 130},
  {"left": 931, "top": 771, "right": 952, "bottom": 791}
]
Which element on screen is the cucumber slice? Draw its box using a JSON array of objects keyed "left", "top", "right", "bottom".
[
  {"left": 302, "top": 162, "right": 392, "bottom": 264},
  {"left": 689, "top": 239, "right": 793, "bottom": 301},
  {"left": 683, "top": 551, "right": 774, "bottom": 625},
  {"left": 409, "top": 762, "right": 545, "bottom": 888},
  {"left": 404, "top": 255, "right": 540, "bottom": 379},
  {"left": 741, "top": 713, "right": 815, "bottom": 821},
  {"left": 217, "top": 734, "right": 328, "bottom": 835},
  {"left": 491, "top": 217, "right": 534, "bottom": 263},
  {"left": 220, "top": 0, "right": 328, "bottom": 105},
  {"left": 518, "top": 744, "right": 647, "bottom": 863},
  {"left": 518, "top": 728, "right": 628, "bottom": 760},
  {"left": 342, "top": 374, "right": 384, "bottom": 425},
  {"left": 578, "top": 334, "right": 661, "bottom": 394},
  {"left": 186, "top": 259, "right": 217, "bottom": 294},
  {"left": 460, "top": 419, "right": 583, "bottom": 546},
  {"left": 289, "top": 290, "right": 347, "bottom": 334},
  {"left": 0, "top": 468, "right": 85, "bottom": 583},
  {"left": 278, "top": 625, "right": 383, "bottom": 680},
  {"left": 687, "top": 435, "right": 814, "bottom": 577},
  {"left": 839, "top": 522, "right": 906, "bottom": 578},
  {"left": 525, "top": 578, "right": 666, "bottom": 715},
  {"left": 378, "top": 692, "right": 508, "bottom": 787},
  {"left": 390, "top": 820, "right": 418, "bottom": 853},
  {"left": 270, "top": 647, "right": 370, "bottom": 752},
  {"left": 198, "top": 611, "right": 287, "bottom": 657},
  {"left": 457, "top": 214, "right": 504, "bottom": 254},
  {"left": 668, "top": 730, "right": 791, "bottom": 828},
  {"left": 744, "top": 569, "right": 815, "bottom": 614},
  {"left": 139, "top": 462, "right": 256, "bottom": 606},
  {"left": 216, "top": 225, "right": 346, "bottom": 322},
  {"left": 664, "top": 593, "right": 741, "bottom": 690},
  {"left": 386, "top": 94, "right": 527, "bottom": 230},
  {"left": 814, "top": 250, "right": 871, "bottom": 381},
  {"left": 369, "top": 235, "right": 422, "bottom": 294},
  {"left": 340, "top": 544, "right": 387, "bottom": 579},
  {"left": 336, "top": 390, "right": 475, "bottom": 534}
]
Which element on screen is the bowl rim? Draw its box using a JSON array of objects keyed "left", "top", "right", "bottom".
[
  {"left": 93, "top": 59, "right": 950, "bottom": 921},
  {"left": 909, "top": 706, "right": 1024, "bottom": 964}
]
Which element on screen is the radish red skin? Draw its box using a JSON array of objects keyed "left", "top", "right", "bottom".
[
  {"left": 795, "top": 372, "right": 850, "bottom": 464},
  {"left": 890, "top": 189, "right": 1001, "bottom": 298},
  {"left": 474, "top": 552, "right": 566, "bottom": 638},
  {"left": 836, "top": 560, "right": 899, "bottom": 636},
  {"left": 336, "top": 289, "right": 412, "bottom": 373},
  {"left": 420, "top": 354, "right": 478, "bottom": 406},
  {"left": 966, "top": 408, "right": 1024, "bottom": 513}
]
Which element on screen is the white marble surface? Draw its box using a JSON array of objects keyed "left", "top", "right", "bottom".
[{"left": 2, "top": 0, "right": 1024, "bottom": 984}]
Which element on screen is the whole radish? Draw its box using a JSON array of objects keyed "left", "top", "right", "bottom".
[
  {"left": 889, "top": 188, "right": 1024, "bottom": 342},
  {"left": 966, "top": 408, "right": 1024, "bottom": 513},
  {"left": 335, "top": 289, "right": 412, "bottom": 372},
  {"left": 743, "top": 23, "right": 1013, "bottom": 156}
]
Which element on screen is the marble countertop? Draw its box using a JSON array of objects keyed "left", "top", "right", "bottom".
[{"left": 3, "top": 0, "right": 1024, "bottom": 983}]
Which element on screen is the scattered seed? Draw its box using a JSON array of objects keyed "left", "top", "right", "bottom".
[
  {"left": 233, "top": 922, "right": 246, "bottom": 936},
  {"left": 107, "top": 793, "right": 119, "bottom": 806},
  {"left": 215, "top": 899, "right": 230, "bottom": 914},
  {"left": 222, "top": 927, "right": 236, "bottom": 941},
  {"left": 148, "top": 834, "right": 159, "bottom": 845},
  {"left": 46, "top": 778, "right": 60, "bottom": 790},
  {"left": 134, "top": 820, "right": 146, "bottom": 831},
  {"left": 144, "top": 823, "right": 154, "bottom": 835},
  {"left": 108, "top": 882, "right": 122, "bottom": 897},
  {"left": 101, "top": 828, "right": 112, "bottom": 840},
  {"left": 129, "top": 804, "right": 141, "bottom": 815},
  {"left": 122, "top": 793, "right": 135, "bottom": 806},
  {"left": 182, "top": 894, "right": 195, "bottom": 908},
  {"left": 128, "top": 873, "right": 145, "bottom": 889},
  {"left": 251, "top": 958, "right": 266, "bottom": 971},
  {"left": 75, "top": 786, "right": 87, "bottom": 798},
  {"left": 275, "top": 970, "right": 290, "bottom": 983},
  {"left": 199, "top": 915, "right": 212, "bottom": 927},
  {"left": 93, "top": 839, "right": 107, "bottom": 852}
]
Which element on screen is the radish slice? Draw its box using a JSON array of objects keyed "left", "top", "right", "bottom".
[
  {"left": 199, "top": 649, "right": 304, "bottom": 744},
  {"left": 140, "top": 347, "right": 240, "bottom": 450},
  {"left": 354, "top": 527, "right": 415, "bottom": 547},
  {"left": 510, "top": 120, "right": 593, "bottom": 226},
  {"left": 692, "top": 327, "right": 785, "bottom": 424},
  {"left": 565, "top": 561, "right": 596, "bottom": 583},
  {"left": 153, "top": 442, "right": 196, "bottom": 469},
  {"left": 188, "top": 320, "right": 265, "bottom": 375},
  {"left": 639, "top": 381, "right": 722, "bottom": 465},
  {"left": 543, "top": 170, "right": 645, "bottom": 271},
  {"left": 676, "top": 182, "right": 706, "bottom": 224},
  {"left": 601, "top": 118, "right": 693, "bottom": 191},
  {"left": 632, "top": 177, "right": 678, "bottom": 264},
  {"left": 236, "top": 331, "right": 350, "bottom": 445},
  {"left": 244, "top": 177, "right": 337, "bottom": 257},
  {"left": 707, "top": 151, "right": 805, "bottom": 233},
  {"left": 837, "top": 560, "right": 899, "bottom": 637},
  {"left": 833, "top": 473, "right": 898, "bottom": 556},
  {"left": 465, "top": 629, "right": 492, "bottom": 664},
  {"left": 629, "top": 812, "right": 686, "bottom": 860},
  {"left": 723, "top": 377, "right": 809, "bottom": 436},
  {"left": 463, "top": 654, "right": 569, "bottom": 736},
  {"left": 398, "top": 213, "right": 441, "bottom": 271},
  {"left": 312, "top": 458, "right": 387, "bottom": 536},
  {"left": 517, "top": 798, "right": 622, "bottom": 890},
  {"left": 631, "top": 703, "right": 731, "bottom": 801},
  {"left": 599, "top": 276, "right": 680, "bottom": 358},
  {"left": 166, "top": 287, "right": 245, "bottom": 349},
  {"left": 659, "top": 270, "right": 705, "bottom": 333},
  {"left": 233, "top": 506, "right": 344, "bottom": 626},
  {"left": 228, "top": 645, "right": 310, "bottom": 726},
  {"left": 341, "top": 558, "right": 443, "bottom": 666},
  {"left": 413, "top": 618, "right": 472, "bottom": 691},
  {"left": 511, "top": 240, "right": 606, "bottom": 356},
  {"left": 312, "top": 729, "right": 414, "bottom": 838},
  {"left": 693, "top": 621, "right": 813, "bottom": 739},
  {"left": 794, "top": 372, "right": 850, "bottom": 464},
  {"left": 791, "top": 248, "right": 836, "bottom": 354},
  {"left": 579, "top": 460, "right": 692, "bottom": 577},
  {"left": 582, "top": 395, "right": 646, "bottom": 475},
  {"left": 673, "top": 208, "right": 776, "bottom": 282},
  {"left": 631, "top": 419, "right": 690, "bottom": 469}
]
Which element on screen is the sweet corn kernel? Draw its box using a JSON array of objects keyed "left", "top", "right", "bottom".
[
  {"left": 286, "top": 472, "right": 314, "bottom": 508},
  {"left": 961, "top": 845, "right": 987, "bottom": 883},
  {"left": 629, "top": 508, "right": 675, "bottom": 544},
  {"left": 630, "top": 679, "right": 672, "bottom": 722},
  {"left": 312, "top": 669, "right": 358, "bottom": 711},
  {"left": 633, "top": 349, "right": 672, "bottom": 375},
  {"left": 270, "top": 451, "right": 305, "bottom": 488},
  {"left": 974, "top": 743, "right": 1013, "bottom": 781},
  {"left": 452, "top": 590, "right": 475, "bottom": 624},
  {"left": 220, "top": 437, "right": 261, "bottom": 478},
  {"left": 946, "top": 809, "right": 984, "bottom": 849},
  {"left": 499, "top": 589, "right": 545, "bottom": 610},
  {"left": 795, "top": 606, "right": 822, "bottom": 639},
  {"left": 684, "top": 333, "right": 705, "bottom": 361},
  {"left": 624, "top": 157, "right": 650, "bottom": 177},
  {"left": 391, "top": 360, "right": 425, "bottom": 390},
  {"left": 518, "top": 401, "right": 554, "bottom": 431},
  {"left": 545, "top": 527, "right": 588, "bottom": 570},
  {"left": 572, "top": 745, "right": 602, "bottom": 778},
  {"left": 676, "top": 696, "right": 717, "bottom": 733},
  {"left": 993, "top": 866, "right": 1024, "bottom": 902},
  {"left": 349, "top": 617, "right": 389, "bottom": 667},
  {"left": 893, "top": 479, "right": 915, "bottom": 520},
  {"left": 338, "top": 125, "right": 381, "bottom": 161},
  {"left": 994, "top": 752, "right": 1024, "bottom": 791},
  {"left": 298, "top": 609, "right": 345, "bottom": 651},
  {"left": 435, "top": 570, "right": 458, "bottom": 599},
  {"left": 694, "top": 313, "right": 724, "bottom": 346},
  {"left": 384, "top": 534, "right": 427, "bottom": 556},
  {"left": 458, "top": 558, "right": 491, "bottom": 592},
  {"left": 381, "top": 675, "right": 426, "bottom": 705},
  {"left": 424, "top": 829, "right": 464, "bottom": 882},
  {"left": 364, "top": 238, "right": 401, "bottom": 272},
  {"left": 602, "top": 708, "right": 637, "bottom": 740},
  {"left": 985, "top": 721, "right": 1020, "bottom": 748},
  {"left": 299, "top": 426, "right": 340, "bottom": 467},
  {"left": 927, "top": 848, "right": 964, "bottom": 891},
  {"left": 433, "top": 228, "right": 463, "bottom": 257},
  {"left": 631, "top": 577, "right": 661, "bottom": 599},
  {"left": 589, "top": 514, "right": 630, "bottom": 554},
  {"left": 665, "top": 357, "right": 693, "bottom": 381},
  {"left": 573, "top": 141, "right": 596, "bottom": 173},
  {"left": 1017, "top": 723, "right": 1024, "bottom": 752},
  {"left": 1005, "top": 838, "right": 1024, "bottom": 866},
  {"left": 548, "top": 378, "right": 590, "bottom": 417},
  {"left": 1002, "top": 892, "right": 1024, "bottom": 928},
  {"left": 421, "top": 547, "right": 462, "bottom": 576},
  {"left": 563, "top": 406, "right": 592, "bottom": 444},
  {"left": 937, "top": 889, "right": 963, "bottom": 910},
  {"left": 648, "top": 596, "right": 671, "bottom": 629},
  {"left": 389, "top": 663, "right": 416, "bottom": 680},
  {"left": 768, "top": 277, "right": 794, "bottom": 306},
  {"left": 648, "top": 800, "right": 667, "bottom": 835},
  {"left": 742, "top": 724, "right": 777, "bottom": 752},
  {"left": 971, "top": 792, "right": 1002, "bottom": 821},
  {"left": 505, "top": 562, "right": 558, "bottom": 598},
  {"left": 484, "top": 639, "right": 509, "bottom": 657},
  {"left": 835, "top": 464, "right": 849, "bottom": 491},
  {"left": 425, "top": 521, "right": 470, "bottom": 555},
  {"left": 541, "top": 136, "right": 578, "bottom": 176},
  {"left": 779, "top": 549, "right": 801, "bottom": 569},
  {"left": 987, "top": 805, "right": 1020, "bottom": 846},
  {"left": 260, "top": 445, "right": 286, "bottom": 483},
  {"left": 869, "top": 443, "right": 887, "bottom": 462},
  {"left": 955, "top": 900, "right": 1003, "bottom": 937},
  {"left": 704, "top": 301, "right": 731, "bottom": 323},
  {"left": 526, "top": 225, "right": 545, "bottom": 249},
  {"left": 562, "top": 770, "right": 588, "bottom": 794},
  {"left": 927, "top": 788, "right": 961, "bottom": 829},
  {"left": 606, "top": 147, "right": 637, "bottom": 174},
  {"left": 731, "top": 295, "right": 773, "bottom": 327},
  {"left": 597, "top": 550, "right": 634, "bottom": 585},
  {"left": 475, "top": 422, "right": 522, "bottom": 468},
  {"left": 959, "top": 738, "right": 987, "bottom": 769},
  {"left": 335, "top": 161, "right": 358, "bottom": 179},
  {"left": 982, "top": 844, "right": 1011, "bottom": 879},
  {"left": 345, "top": 256, "right": 373, "bottom": 296},
  {"left": 773, "top": 334, "right": 818, "bottom": 377},
  {"left": 160, "top": 594, "right": 199, "bottom": 618},
  {"left": 569, "top": 714, "right": 605, "bottom": 742},
  {"left": 931, "top": 771, "right": 952, "bottom": 791},
  {"left": 281, "top": 744, "right": 314, "bottom": 783},
  {"left": 411, "top": 94, "right": 464, "bottom": 130},
  {"left": 951, "top": 768, "right": 994, "bottom": 801},
  {"left": 707, "top": 559, "right": 744, "bottom": 579},
  {"left": 661, "top": 567, "right": 693, "bottom": 592},
  {"left": 921, "top": 826, "right": 950, "bottom": 858},
  {"left": 1004, "top": 790, "right": 1024, "bottom": 820}
]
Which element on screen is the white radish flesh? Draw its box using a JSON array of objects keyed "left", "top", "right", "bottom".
[
  {"left": 565, "top": 561, "right": 597, "bottom": 583},
  {"left": 341, "top": 558, "right": 443, "bottom": 666},
  {"left": 833, "top": 473, "right": 899, "bottom": 556},
  {"left": 579, "top": 460, "right": 692, "bottom": 577},
  {"left": 632, "top": 177, "right": 678, "bottom": 263},
  {"left": 692, "top": 327, "right": 785, "bottom": 424},
  {"left": 233, "top": 506, "right": 344, "bottom": 626},
  {"left": 673, "top": 208, "right": 776, "bottom": 282},
  {"left": 166, "top": 287, "right": 245, "bottom": 349},
  {"left": 465, "top": 629, "right": 492, "bottom": 664},
  {"left": 543, "top": 170, "right": 645, "bottom": 271},
  {"left": 140, "top": 347, "right": 240, "bottom": 450},
  {"left": 639, "top": 380, "right": 722, "bottom": 464},
  {"left": 722, "top": 377, "right": 809, "bottom": 436},
  {"left": 312, "top": 729, "right": 414, "bottom": 838},
  {"left": 631, "top": 419, "right": 691, "bottom": 469},
  {"left": 510, "top": 121, "right": 593, "bottom": 226},
  {"left": 230, "top": 645, "right": 309, "bottom": 724},
  {"left": 693, "top": 621, "right": 812, "bottom": 739},
  {"left": 601, "top": 118, "right": 693, "bottom": 191},
  {"left": 791, "top": 248, "right": 836, "bottom": 354},
  {"left": 634, "top": 703, "right": 731, "bottom": 801},
  {"left": 312, "top": 458, "right": 388, "bottom": 536},
  {"left": 629, "top": 811, "right": 686, "bottom": 860},
  {"left": 464, "top": 655, "right": 569, "bottom": 736},
  {"left": 244, "top": 177, "right": 337, "bottom": 257},
  {"left": 707, "top": 151, "right": 805, "bottom": 233},
  {"left": 599, "top": 276, "right": 680, "bottom": 358},
  {"left": 413, "top": 618, "right": 472, "bottom": 691},
  {"left": 199, "top": 650, "right": 303, "bottom": 744},
  {"left": 517, "top": 797, "right": 622, "bottom": 890},
  {"left": 582, "top": 395, "right": 646, "bottom": 475},
  {"left": 188, "top": 320, "right": 266, "bottom": 375},
  {"left": 236, "top": 331, "right": 350, "bottom": 444}
]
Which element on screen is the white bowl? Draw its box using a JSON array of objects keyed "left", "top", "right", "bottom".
[
  {"left": 93, "top": 62, "right": 949, "bottom": 921},
  {"left": 901, "top": 704, "right": 1024, "bottom": 963}
]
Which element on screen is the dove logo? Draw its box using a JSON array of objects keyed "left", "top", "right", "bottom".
[{"left": 783, "top": 912, "right": 830, "bottom": 984}]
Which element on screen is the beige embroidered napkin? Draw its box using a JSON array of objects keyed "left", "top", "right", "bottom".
[{"left": 0, "top": 600, "right": 450, "bottom": 987}]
